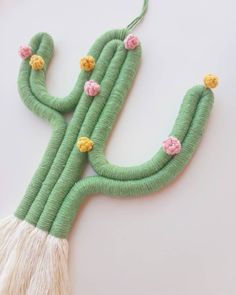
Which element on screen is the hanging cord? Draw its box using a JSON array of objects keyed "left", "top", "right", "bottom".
[{"left": 126, "top": 0, "right": 149, "bottom": 31}]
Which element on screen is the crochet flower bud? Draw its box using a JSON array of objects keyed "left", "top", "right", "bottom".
[
  {"left": 77, "top": 137, "right": 94, "bottom": 152},
  {"left": 18, "top": 45, "right": 32, "bottom": 59},
  {"left": 162, "top": 136, "right": 181, "bottom": 155},
  {"left": 204, "top": 74, "right": 218, "bottom": 89},
  {"left": 124, "top": 34, "right": 140, "bottom": 50},
  {"left": 84, "top": 80, "right": 100, "bottom": 97},
  {"left": 80, "top": 55, "right": 95, "bottom": 71},
  {"left": 29, "top": 55, "right": 45, "bottom": 71}
]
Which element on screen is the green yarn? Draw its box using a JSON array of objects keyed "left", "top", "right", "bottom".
[
  {"left": 127, "top": 0, "right": 149, "bottom": 31},
  {"left": 15, "top": 27, "right": 215, "bottom": 238},
  {"left": 15, "top": 33, "right": 67, "bottom": 219}
]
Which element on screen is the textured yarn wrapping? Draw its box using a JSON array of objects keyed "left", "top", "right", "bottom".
[{"left": 0, "top": 27, "right": 215, "bottom": 295}]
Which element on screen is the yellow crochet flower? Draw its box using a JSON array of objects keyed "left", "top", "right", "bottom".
[
  {"left": 204, "top": 74, "right": 218, "bottom": 89},
  {"left": 80, "top": 55, "right": 95, "bottom": 72},
  {"left": 76, "top": 137, "right": 94, "bottom": 152},
  {"left": 29, "top": 55, "right": 45, "bottom": 71}
]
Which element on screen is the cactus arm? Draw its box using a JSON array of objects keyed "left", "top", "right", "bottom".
[
  {"left": 88, "top": 85, "right": 211, "bottom": 180},
  {"left": 28, "top": 33, "right": 90, "bottom": 113},
  {"left": 15, "top": 36, "right": 67, "bottom": 219},
  {"left": 50, "top": 88, "right": 214, "bottom": 238}
]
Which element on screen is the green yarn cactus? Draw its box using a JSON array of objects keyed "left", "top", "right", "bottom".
[
  {"left": 0, "top": 1, "right": 218, "bottom": 293},
  {"left": 15, "top": 28, "right": 214, "bottom": 239}
]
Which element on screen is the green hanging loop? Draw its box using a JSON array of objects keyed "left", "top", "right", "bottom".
[{"left": 127, "top": 0, "right": 149, "bottom": 31}]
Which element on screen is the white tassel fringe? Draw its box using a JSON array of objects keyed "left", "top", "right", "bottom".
[
  {"left": 0, "top": 216, "right": 70, "bottom": 295},
  {"left": 0, "top": 216, "right": 21, "bottom": 275}
]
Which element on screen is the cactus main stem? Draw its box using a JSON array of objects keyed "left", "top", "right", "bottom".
[{"left": 15, "top": 29, "right": 141, "bottom": 232}]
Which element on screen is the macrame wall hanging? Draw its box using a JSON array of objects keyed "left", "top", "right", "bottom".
[{"left": 0, "top": 0, "right": 218, "bottom": 294}]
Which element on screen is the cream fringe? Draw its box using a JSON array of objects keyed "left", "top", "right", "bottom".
[
  {"left": 0, "top": 216, "right": 70, "bottom": 295},
  {"left": 0, "top": 216, "right": 21, "bottom": 275}
]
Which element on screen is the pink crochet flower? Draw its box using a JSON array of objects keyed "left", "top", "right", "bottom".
[
  {"left": 84, "top": 80, "right": 100, "bottom": 97},
  {"left": 18, "top": 45, "right": 32, "bottom": 59},
  {"left": 124, "top": 34, "right": 140, "bottom": 50},
  {"left": 162, "top": 136, "right": 181, "bottom": 155}
]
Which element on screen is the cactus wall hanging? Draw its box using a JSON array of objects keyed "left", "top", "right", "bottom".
[{"left": 0, "top": 0, "right": 218, "bottom": 294}]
